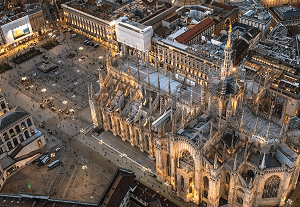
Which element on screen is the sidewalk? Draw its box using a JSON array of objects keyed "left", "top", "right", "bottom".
[{"left": 73, "top": 131, "right": 191, "bottom": 207}]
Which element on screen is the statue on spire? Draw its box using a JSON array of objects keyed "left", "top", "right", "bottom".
[{"left": 221, "top": 21, "right": 233, "bottom": 80}]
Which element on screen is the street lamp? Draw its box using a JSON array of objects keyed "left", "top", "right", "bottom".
[
  {"left": 82, "top": 165, "right": 87, "bottom": 176},
  {"left": 119, "top": 153, "right": 127, "bottom": 162}
]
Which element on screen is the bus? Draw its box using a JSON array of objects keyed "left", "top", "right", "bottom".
[{"left": 48, "top": 159, "right": 60, "bottom": 170}]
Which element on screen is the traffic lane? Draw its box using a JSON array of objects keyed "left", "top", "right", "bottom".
[{"left": 98, "top": 131, "right": 156, "bottom": 172}]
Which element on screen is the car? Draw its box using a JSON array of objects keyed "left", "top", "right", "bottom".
[
  {"left": 47, "top": 129, "right": 52, "bottom": 134},
  {"left": 40, "top": 103, "right": 45, "bottom": 109},
  {"left": 71, "top": 33, "right": 77, "bottom": 37},
  {"left": 94, "top": 44, "right": 99, "bottom": 48},
  {"left": 65, "top": 110, "right": 70, "bottom": 115},
  {"left": 39, "top": 123, "right": 44, "bottom": 128},
  {"left": 42, "top": 55, "right": 48, "bottom": 59},
  {"left": 84, "top": 41, "right": 90, "bottom": 45},
  {"left": 25, "top": 86, "right": 30, "bottom": 90},
  {"left": 89, "top": 42, "right": 94, "bottom": 46},
  {"left": 55, "top": 147, "right": 61, "bottom": 152},
  {"left": 43, "top": 59, "right": 49, "bottom": 64},
  {"left": 51, "top": 107, "right": 56, "bottom": 111},
  {"left": 84, "top": 40, "right": 88, "bottom": 44}
]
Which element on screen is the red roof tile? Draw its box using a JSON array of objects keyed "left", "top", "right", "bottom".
[{"left": 175, "top": 17, "right": 215, "bottom": 44}]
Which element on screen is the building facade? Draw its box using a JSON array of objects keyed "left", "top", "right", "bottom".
[
  {"left": 0, "top": 95, "right": 46, "bottom": 190},
  {"left": 62, "top": 1, "right": 118, "bottom": 50},
  {"left": 259, "top": 0, "right": 300, "bottom": 8},
  {"left": 89, "top": 23, "right": 300, "bottom": 206},
  {"left": 0, "top": 3, "right": 46, "bottom": 51},
  {"left": 240, "top": 10, "right": 271, "bottom": 38}
]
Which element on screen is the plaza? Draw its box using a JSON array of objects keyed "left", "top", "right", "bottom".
[{"left": 0, "top": 30, "right": 188, "bottom": 206}]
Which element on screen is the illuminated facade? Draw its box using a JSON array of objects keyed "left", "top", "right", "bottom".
[
  {"left": 62, "top": 1, "right": 118, "bottom": 49},
  {"left": 259, "top": 0, "right": 300, "bottom": 8},
  {"left": 0, "top": 3, "right": 46, "bottom": 50},
  {"left": 90, "top": 24, "right": 300, "bottom": 206},
  {"left": 0, "top": 94, "right": 46, "bottom": 190}
]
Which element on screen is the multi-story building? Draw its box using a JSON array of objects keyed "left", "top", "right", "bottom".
[
  {"left": 0, "top": 94, "right": 9, "bottom": 116},
  {"left": 240, "top": 9, "right": 271, "bottom": 38},
  {"left": 62, "top": 1, "right": 118, "bottom": 50},
  {"left": 259, "top": 0, "right": 300, "bottom": 8},
  {"left": 0, "top": 3, "right": 46, "bottom": 50},
  {"left": 89, "top": 22, "right": 300, "bottom": 206},
  {"left": 175, "top": 17, "right": 215, "bottom": 45},
  {"left": 0, "top": 94, "right": 46, "bottom": 190},
  {"left": 268, "top": 6, "right": 300, "bottom": 28},
  {"left": 116, "top": 16, "right": 153, "bottom": 53}
]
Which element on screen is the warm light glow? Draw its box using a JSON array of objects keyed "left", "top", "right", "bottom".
[
  {"left": 226, "top": 24, "right": 232, "bottom": 48},
  {"left": 109, "top": 21, "right": 116, "bottom": 26}
]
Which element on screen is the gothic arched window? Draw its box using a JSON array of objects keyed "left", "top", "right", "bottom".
[
  {"left": 189, "top": 178, "right": 193, "bottom": 193},
  {"left": 226, "top": 172, "right": 231, "bottom": 185},
  {"left": 181, "top": 176, "right": 184, "bottom": 191},
  {"left": 262, "top": 175, "right": 281, "bottom": 198},
  {"left": 203, "top": 176, "right": 209, "bottom": 198},
  {"left": 237, "top": 197, "right": 243, "bottom": 205},
  {"left": 145, "top": 135, "right": 149, "bottom": 151},
  {"left": 179, "top": 151, "right": 194, "bottom": 167}
]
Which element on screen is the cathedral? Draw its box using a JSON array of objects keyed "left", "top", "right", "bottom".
[{"left": 89, "top": 24, "right": 300, "bottom": 206}]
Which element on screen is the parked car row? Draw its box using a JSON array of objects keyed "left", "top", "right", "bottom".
[{"left": 84, "top": 40, "right": 98, "bottom": 48}]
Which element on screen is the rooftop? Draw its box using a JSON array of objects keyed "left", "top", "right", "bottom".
[
  {"left": 0, "top": 107, "right": 30, "bottom": 132},
  {"left": 175, "top": 17, "right": 215, "bottom": 44},
  {"left": 64, "top": 1, "right": 112, "bottom": 22},
  {"left": 271, "top": 6, "right": 300, "bottom": 21}
]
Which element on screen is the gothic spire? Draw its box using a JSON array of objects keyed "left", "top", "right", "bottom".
[
  {"left": 260, "top": 153, "right": 266, "bottom": 170},
  {"left": 214, "top": 153, "right": 218, "bottom": 170},
  {"left": 168, "top": 78, "right": 171, "bottom": 95},
  {"left": 240, "top": 110, "right": 244, "bottom": 129},
  {"left": 137, "top": 67, "right": 141, "bottom": 81},
  {"left": 233, "top": 153, "right": 237, "bottom": 171},
  {"left": 147, "top": 69, "right": 150, "bottom": 85},
  {"left": 99, "top": 69, "right": 104, "bottom": 90},
  {"left": 210, "top": 122, "right": 214, "bottom": 137},
  {"left": 265, "top": 122, "right": 271, "bottom": 141},
  {"left": 221, "top": 22, "right": 233, "bottom": 78},
  {"left": 157, "top": 73, "right": 160, "bottom": 91},
  {"left": 190, "top": 86, "right": 193, "bottom": 106},
  {"left": 127, "top": 63, "right": 131, "bottom": 75},
  {"left": 254, "top": 117, "right": 258, "bottom": 134}
]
